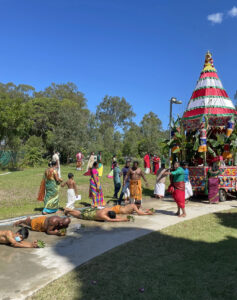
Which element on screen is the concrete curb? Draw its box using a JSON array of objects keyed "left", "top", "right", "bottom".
[
  {"left": 0, "top": 208, "right": 87, "bottom": 226},
  {"left": 0, "top": 214, "right": 44, "bottom": 227}
]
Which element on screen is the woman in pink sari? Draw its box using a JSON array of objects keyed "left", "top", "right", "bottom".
[
  {"left": 90, "top": 162, "right": 105, "bottom": 207},
  {"left": 208, "top": 165, "right": 220, "bottom": 204}
]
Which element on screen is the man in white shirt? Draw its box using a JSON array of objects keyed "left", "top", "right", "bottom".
[{"left": 52, "top": 151, "right": 61, "bottom": 178}]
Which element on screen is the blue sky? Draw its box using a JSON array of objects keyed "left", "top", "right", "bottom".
[{"left": 1, "top": 0, "right": 237, "bottom": 129}]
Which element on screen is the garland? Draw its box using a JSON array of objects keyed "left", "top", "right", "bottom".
[
  {"left": 194, "top": 86, "right": 225, "bottom": 91},
  {"left": 183, "top": 113, "right": 236, "bottom": 120},
  {"left": 189, "top": 95, "right": 231, "bottom": 102},
  {"left": 185, "top": 105, "right": 236, "bottom": 112},
  {"left": 197, "top": 77, "right": 221, "bottom": 81}
]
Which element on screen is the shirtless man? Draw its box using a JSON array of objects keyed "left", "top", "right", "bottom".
[
  {"left": 64, "top": 207, "right": 129, "bottom": 222},
  {"left": 110, "top": 203, "right": 154, "bottom": 216},
  {"left": 61, "top": 173, "right": 79, "bottom": 209},
  {"left": 124, "top": 161, "right": 148, "bottom": 203},
  {"left": 0, "top": 227, "right": 38, "bottom": 248},
  {"left": 14, "top": 216, "right": 71, "bottom": 236}
]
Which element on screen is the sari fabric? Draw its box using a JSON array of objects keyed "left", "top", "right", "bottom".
[
  {"left": 144, "top": 154, "right": 151, "bottom": 169},
  {"left": 208, "top": 177, "right": 219, "bottom": 203},
  {"left": 170, "top": 168, "right": 185, "bottom": 209},
  {"left": 43, "top": 168, "right": 60, "bottom": 213},
  {"left": 153, "top": 157, "right": 160, "bottom": 175},
  {"left": 98, "top": 163, "right": 103, "bottom": 177},
  {"left": 90, "top": 168, "right": 105, "bottom": 206},
  {"left": 208, "top": 169, "right": 220, "bottom": 204}
]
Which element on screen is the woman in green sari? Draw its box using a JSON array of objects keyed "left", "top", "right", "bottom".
[{"left": 38, "top": 161, "right": 62, "bottom": 214}]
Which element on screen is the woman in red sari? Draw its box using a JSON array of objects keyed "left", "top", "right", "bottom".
[
  {"left": 153, "top": 155, "right": 160, "bottom": 175},
  {"left": 166, "top": 162, "right": 186, "bottom": 217},
  {"left": 144, "top": 153, "right": 151, "bottom": 174}
]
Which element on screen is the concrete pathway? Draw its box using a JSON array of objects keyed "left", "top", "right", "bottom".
[{"left": 1, "top": 197, "right": 237, "bottom": 300}]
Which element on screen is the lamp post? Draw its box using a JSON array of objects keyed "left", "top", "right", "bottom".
[{"left": 169, "top": 97, "right": 182, "bottom": 166}]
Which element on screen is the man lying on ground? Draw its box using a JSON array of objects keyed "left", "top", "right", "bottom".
[
  {"left": 110, "top": 203, "right": 154, "bottom": 215},
  {"left": 64, "top": 207, "right": 129, "bottom": 222},
  {"left": 0, "top": 227, "right": 38, "bottom": 248},
  {"left": 14, "top": 216, "right": 71, "bottom": 236}
]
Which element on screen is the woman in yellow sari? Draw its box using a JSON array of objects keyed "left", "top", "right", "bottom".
[{"left": 38, "top": 161, "right": 63, "bottom": 214}]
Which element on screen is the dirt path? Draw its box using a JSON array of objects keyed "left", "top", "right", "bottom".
[{"left": 1, "top": 197, "right": 237, "bottom": 300}]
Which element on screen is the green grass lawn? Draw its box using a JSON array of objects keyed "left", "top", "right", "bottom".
[
  {"left": 29, "top": 209, "right": 237, "bottom": 300},
  {"left": 0, "top": 165, "right": 156, "bottom": 220}
]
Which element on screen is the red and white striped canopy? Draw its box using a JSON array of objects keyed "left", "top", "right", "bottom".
[{"left": 183, "top": 51, "right": 237, "bottom": 131}]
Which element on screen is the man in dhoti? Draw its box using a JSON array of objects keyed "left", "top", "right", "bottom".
[
  {"left": 182, "top": 162, "right": 193, "bottom": 203},
  {"left": 64, "top": 207, "right": 129, "bottom": 222},
  {"left": 154, "top": 163, "right": 167, "bottom": 199},
  {"left": 14, "top": 216, "right": 71, "bottom": 236},
  {"left": 52, "top": 151, "right": 61, "bottom": 178},
  {"left": 110, "top": 203, "right": 154, "bottom": 216},
  {"left": 124, "top": 161, "right": 148, "bottom": 203},
  {"left": 166, "top": 162, "right": 186, "bottom": 217}
]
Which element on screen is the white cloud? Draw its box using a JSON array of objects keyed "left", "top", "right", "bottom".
[
  {"left": 228, "top": 6, "right": 237, "bottom": 17},
  {"left": 207, "top": 13, "right": 223, "bottom": 24}
]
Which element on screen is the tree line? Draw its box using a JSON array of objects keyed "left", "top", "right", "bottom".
[{"left": 0, "top": 82, "right": 168, "bottom": 167}]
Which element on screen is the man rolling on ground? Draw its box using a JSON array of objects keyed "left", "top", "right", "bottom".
[
  {"left": 0, "top": 227, "right": 38, "bottom": 248},
  {"left": 64, "top": 207, "right": 129, "bottom": 222},
  {"left": 14, "top": 216, "right": 71, "bottom": 236},
  {"left": 110, "top": 203, "right": 154, "bottom": 216}
]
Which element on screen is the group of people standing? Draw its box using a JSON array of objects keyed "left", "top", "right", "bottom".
[
  {"left": 37, "top": 150, "right": 193, "bottom": 218},
  {"left": 153, "top": 161, "right": 193, "bottom": 218},
  {"left": 144, "top": 153, "right": 161, "bottom": 175}
]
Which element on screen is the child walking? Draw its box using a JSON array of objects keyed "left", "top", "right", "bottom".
[{"left": 61, "top": 173, "right": 79, "bottom": 209}]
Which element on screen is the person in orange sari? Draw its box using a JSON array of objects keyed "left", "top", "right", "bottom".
[{"left": 37, "top": 161, "right": 63, "bottom": 214}]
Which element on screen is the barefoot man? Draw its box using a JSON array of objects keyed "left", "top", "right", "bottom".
[
  {"left": 124, "top": 161, "right": 148, "bottom": 203},
  {"left": 110, "top": 203, "right": 154, "bottom": 216},
  {"left": 166, "top": 162, "right": 186, "bottom": 217},
  {"left": 65, "top": 207, "right": 129, "bottom": 222},
  {"left": 14, "top": 216, "right": 71, "bottom": 236},
  {"left": 0, "top": 227, "right": 38, "bottom": 248}
]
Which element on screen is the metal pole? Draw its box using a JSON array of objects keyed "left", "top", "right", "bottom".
[{"left": 169, "top": 99, "right": 173, "bottom": 167}]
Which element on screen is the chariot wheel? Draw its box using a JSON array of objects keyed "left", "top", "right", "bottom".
[{"left": 219, "top": 189, "right": 227, "bottom": 202}]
